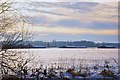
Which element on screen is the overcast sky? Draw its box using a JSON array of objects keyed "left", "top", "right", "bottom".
[{"left": 12, "top": 0, "right": 118, "bottom": 42}]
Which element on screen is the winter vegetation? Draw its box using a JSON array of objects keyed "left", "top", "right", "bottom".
[
  {"left": 0, "top": 0, "right": 119, "bottom": 80},
  {"left": 1, "top": 57, "right": 120, "bottom": 80}
]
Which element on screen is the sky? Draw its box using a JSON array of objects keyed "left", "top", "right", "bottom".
[{"left": 12, "top": 0, "right": 119, "bottom": 42}]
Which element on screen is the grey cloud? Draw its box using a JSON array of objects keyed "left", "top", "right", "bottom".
[
  {"left": 27, "top": 2, "right": 99, "bottom": 13},
  {"left": 27, "top": 16, "right": 48, "bottom": 25},
  {"left": 49, "top": 19, "right": 117, "bottom": 30}
]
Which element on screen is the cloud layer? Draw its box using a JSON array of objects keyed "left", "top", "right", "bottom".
[{"left": 12, "top": 1, "right": 118, "bottom": 42}]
